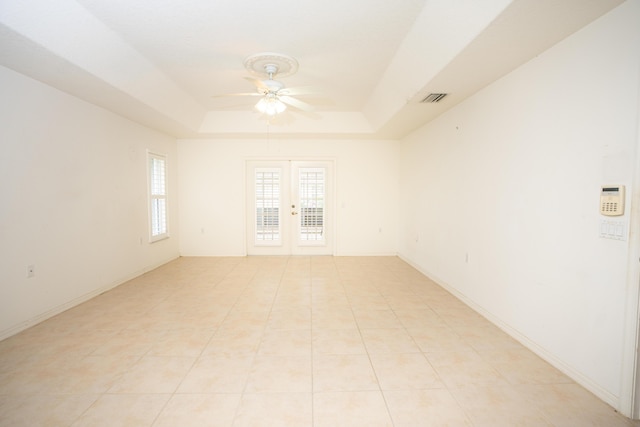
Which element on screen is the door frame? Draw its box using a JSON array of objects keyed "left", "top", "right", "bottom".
[
  {"left": 244, "top": 157, "right": 336, "bottom": 256},
  {"left": 621, "top": 108, "right": 640, "bottom": 418}
]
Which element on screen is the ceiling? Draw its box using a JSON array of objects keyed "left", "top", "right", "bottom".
[{"left": 0, "top": 0, "right": 624, "bottom": 139}]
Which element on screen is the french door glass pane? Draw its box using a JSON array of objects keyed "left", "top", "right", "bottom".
[
  {"left": 299, "top": 168, "right": 325, "bottom": 241},
  {"left": 255, "top": 169, "right": 281, "bottom": 242}
]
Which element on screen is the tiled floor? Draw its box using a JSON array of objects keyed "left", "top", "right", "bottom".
[{"left": 1, "top": 256, "right": 638, "bottom": 426}]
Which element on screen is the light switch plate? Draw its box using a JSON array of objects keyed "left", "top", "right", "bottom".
[{"left": 600, "top": 219, "right": 626, "bottom": 241}]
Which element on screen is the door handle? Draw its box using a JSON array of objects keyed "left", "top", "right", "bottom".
[{"left": 291, "top": 211, "right": 298, "bottom": 215}]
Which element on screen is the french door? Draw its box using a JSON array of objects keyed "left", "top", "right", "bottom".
[{"left": 246, "top": 160, "right": 333, "bottom": 255}]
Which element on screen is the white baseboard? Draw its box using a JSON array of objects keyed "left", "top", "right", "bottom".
[
  {"left": 333, "top": 252, "right": 399, "bottom": 257},
  {"left": 0, "top": 255, "right": 179, "bottom": 342},
  {"left": 398, "top": 253, "right": 620, "bottom": 411}
]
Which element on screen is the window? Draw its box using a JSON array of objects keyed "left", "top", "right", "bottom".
[
  {"left": 255, "top": 168, "right": 281, "bottom": 243},
  {"left": 148, "top": 152, "right": 168, "bottom": 242},
  {"left": 298, "top": 168, "right": 325, "bottom": 242}
]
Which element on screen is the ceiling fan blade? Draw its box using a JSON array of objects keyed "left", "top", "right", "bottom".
[
  {"left": 211, "top": 102, "right": 258, "bottom": 110},
  {"left": 244, "top": 77, "right": 268, "bottom": 91},
  {"left": 211, "top": 92, "right": 261, "bottom": 98},
  {"left": 278, "top": 86, "right": 320, "bottom": 96},
  {"left": 279, "top": 95, "right": 314, "bottom": 112}
]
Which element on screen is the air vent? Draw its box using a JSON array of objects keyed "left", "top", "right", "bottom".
[{"left": 421, "top": 93, "right": 448, "bottom": 103}]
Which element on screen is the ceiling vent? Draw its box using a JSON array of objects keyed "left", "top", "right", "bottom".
[{"left": 421, "top": 93, "right": 448, "bottom": 103}]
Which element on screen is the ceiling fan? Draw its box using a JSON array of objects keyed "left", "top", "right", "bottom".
[{"left": 213, "top": 52, "right": 316, "bottom": 116}]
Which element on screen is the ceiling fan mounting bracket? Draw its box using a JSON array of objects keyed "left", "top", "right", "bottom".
[{"left": 244, "top": 52, "right": 299, "bottom": 78}]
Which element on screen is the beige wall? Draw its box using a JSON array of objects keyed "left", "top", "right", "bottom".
[
  {"left": 398, "top": 1, "right": 640, "bottom": 411},
  {"left": 177, "top": 138, "right": 399, "bottom": 256},
  {"left": 0, "top": 66, "right": 180, "bottom": 339}
]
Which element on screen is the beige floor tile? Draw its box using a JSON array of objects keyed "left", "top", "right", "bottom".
[
  {"left": 154, "top": 393, "right": 241, "bottom": 427},
  {"left": 203, "top": 329, "right": 264, "bottom": 356},
  {"left": 369, "top": 352, "right": 443, "bottom": 390},
  {"left": 0, "top": 330, "right": 50, "bottom": 360},
  {"left": 347, "top": 295, "right": 390, "bottom": 310},
  {"left": 257, "top": 329, "right": 311, "bottom": 356},
  {"left": 423, "top": 292, "right": 469, "bottom": 308},
  {"left": 233, "top": 297, "right": 277, "bottom": 313},
  {"left": 2, "top": 256, "right": 638, "bottom": 427},
  {"left": 272, "top": 289, "right": 312, "bottom": 308},
  {"left": 374, "top": 281, "right": 415, "bottom": 296},
  {"left": 360, "top": 328, "right": 421, "bottom": 354},
  {"left": 279, "top": 276, "right": 311, "bottom": 286},
  {"left": 313, "top": 391, "right": 394, "bottom": 427},
  {"left": 384, "top": 389, "right": 473, "bottom": 426},
  {"left": 342, "top": 281, "right": 381, "bottom": 297},
  {"left": 454, "top": 323, "right": 522, "bottom": 350},
  {"left": 23, "top": 331, "right": 108, "bottom": 360},
  {"left": 313, "top": 354, "right": 379, "bottom": 392},
  {"left": 54, "top": 354, "right": 140, "bottom": 394},
  {"left": 71, "top": 394, "right": 170, "bottom": 427},
  {"left": 177, "top": 354, "right": 254, "bottom": 393},
  {"left": 477, "top": 347, "right": 572, "bottom": 385},
  {"left": 413, "top": 283, "right": 452, "bottom": 299},
  {"left": 352, "top": 309, "right": 403, "bottom": 329},
  {"left": 407, "top": 324, "right": 473, "bottom": 353},
  {"left": 312, "top": 329, "right": 367, "bottom": 355},
  {"left": 451, "top": 384, "right": 550, "bottom": 427},
  {"left": 244, "top": 355, "right": 312, "bottom": 393},
  {"left": 311, "top": 293, "right": 351, "bottom": 310},
  {"left": 384, "top": 295, "right": 431, "bottom": 311},
  {"left": 178, "top": 310, "right": 229, "bottom": 329},
  {"left": 518, "top": 383, "right": 639, "bottom": 427},
  {"left": 147, "top": 328, "right": 215, "bottom": 357},
  {"left": 0, "top": 350, "right": 28, "bottom": 377},
  {"left": 220, "top": 310, "right": 270, "bottom": 330},
  {"left": 393, "top": 308, "right": 444, "bottom": 329},
  {"left": 266, "top": 308, "right": 311, "bottom": 330},
  {"left": 91, "top": 329, "right": 164, "bottom": 357},
  {"left": 312, "top": 309, "right": 358, "bottom": 330},
  {"left": 0, "top": 394, "right": 98, "bottom": 427},
  {"left": 0, "top": 355, "right": 82, "bottom": 395},
  {"left": 108, "top": 355, "right": 195, "bottom": 393},
  {"left": 233, "top": 392, "right": 312, "bottom": 427},
  {"left": 311, "top": 276, "right": 342, "bottom": 287},
  {"left": 426, "top": 350, "right": 507, "bottom": 388}
]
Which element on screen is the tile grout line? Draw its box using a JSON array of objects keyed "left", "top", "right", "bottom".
[
  {"left": 157, "top": 260, "right": 248, "bottom": 426},
  {"left": 230, "top": 257, "right": 292, "bottom": 425},
  {"left": 346, "top": 261, "right": 398, "bottom": 427}
]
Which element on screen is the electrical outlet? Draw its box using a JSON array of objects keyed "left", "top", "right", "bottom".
[{"left": 27, "top": 265, "right": 35, "bottom": 278}]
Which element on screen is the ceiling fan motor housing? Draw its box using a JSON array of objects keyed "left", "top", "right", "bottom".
[{"left": 262, "top": 79, "right": 285, "bottom": 94}]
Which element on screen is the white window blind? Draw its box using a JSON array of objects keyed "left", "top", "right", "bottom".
[
  {"left": 299, "top": 168, "right": 325, "bottom": 242},
  {"left": 149, "top": 152, "right": 168, "bottom": 241},
  {"left": 255, "top": 169, "right": 281, "bottom": 243}
]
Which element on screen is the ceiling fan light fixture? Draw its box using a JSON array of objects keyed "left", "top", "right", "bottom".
[{"left": 255, "top": 94, "right": 286, "bottom": 116}]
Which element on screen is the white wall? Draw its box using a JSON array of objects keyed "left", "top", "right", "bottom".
[
  {"left": 398, "top": 1, "right": 640, "bottom": 410},
  {"left": 177, "top": 138, "right": 399, "bottom": 256},
  {"left": 0, "top": 66, "right": 180, "bottom": 339}
]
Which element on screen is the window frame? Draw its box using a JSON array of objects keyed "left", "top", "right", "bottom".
[{"left": 148, "top": 151, "right": 169, "bottom": 243}]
